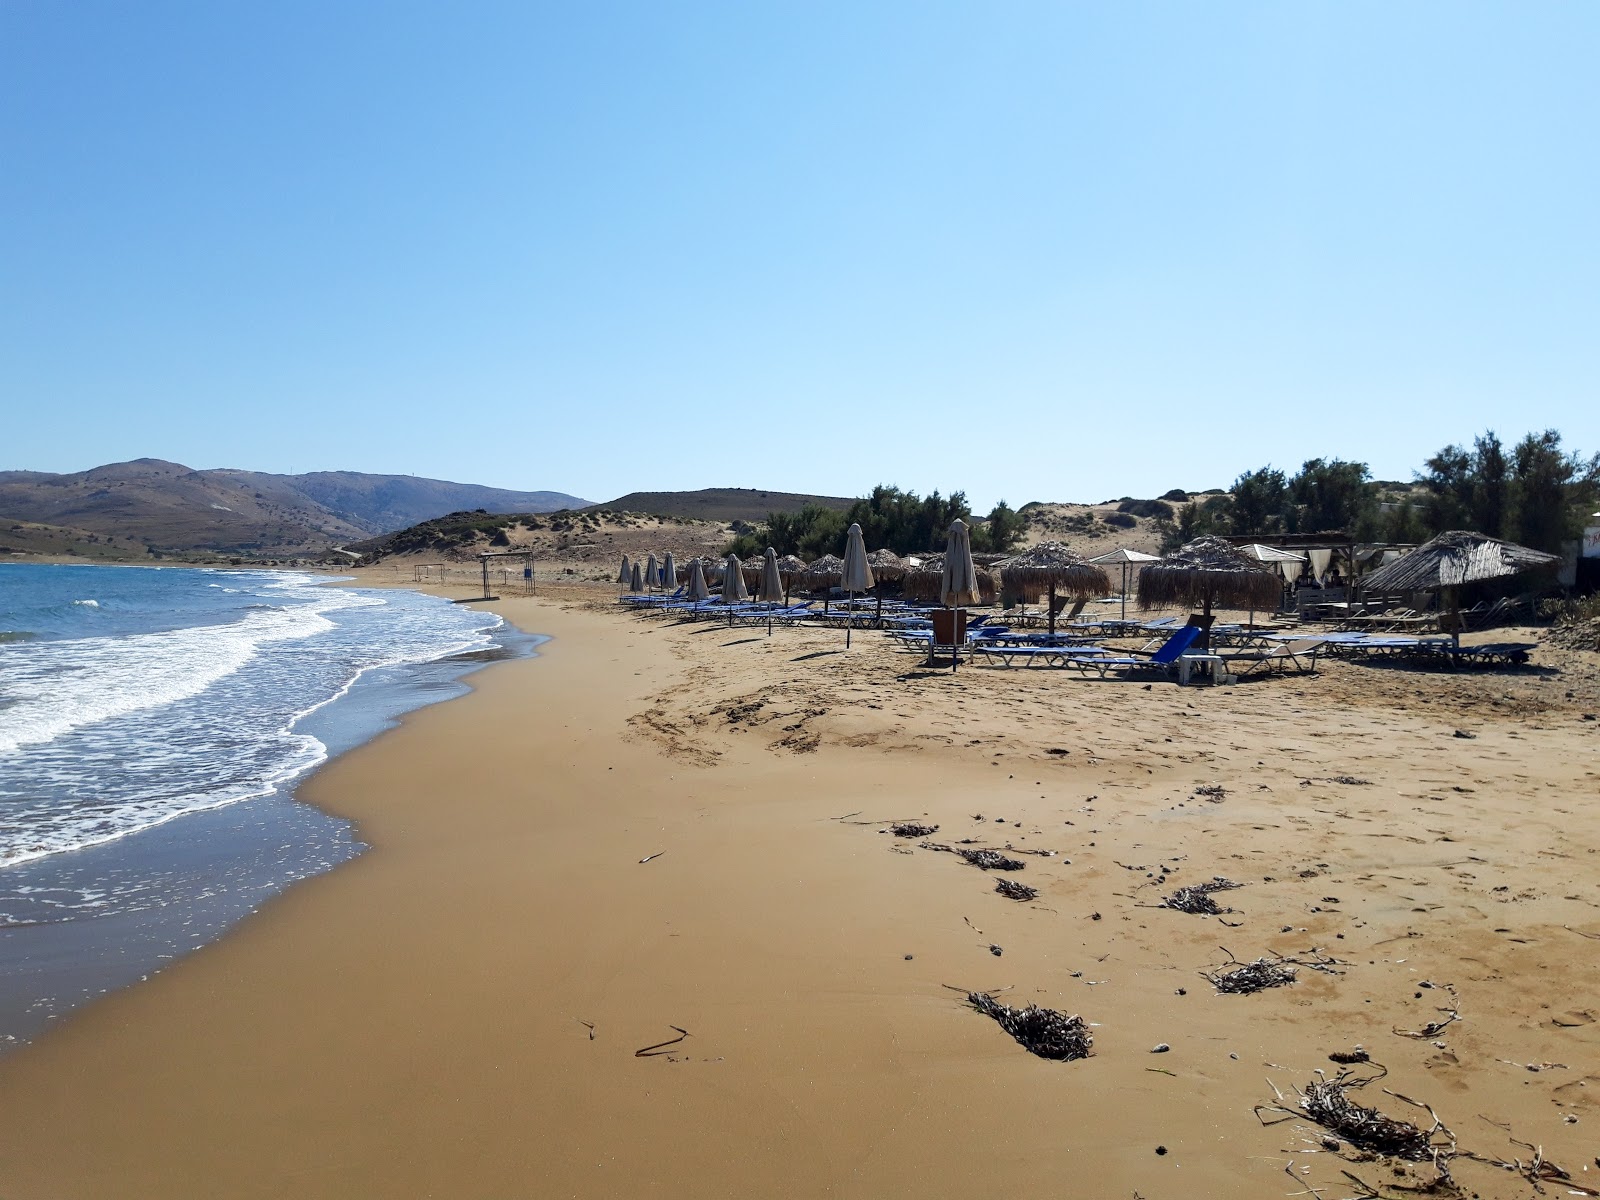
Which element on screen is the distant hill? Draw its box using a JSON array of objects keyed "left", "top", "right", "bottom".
[
  {"left": 0, "top": 459, "right": 590, "bottom": 559},
  {"left": 589, "top": 488, "right": 854, "bottom": 524},
  {"left": 215, "top": 470, "right": 588, "bottom": 533}
]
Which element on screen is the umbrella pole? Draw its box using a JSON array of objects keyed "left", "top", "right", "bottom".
[
  {"left": 1121, "top": 564, "right": 1129, "bottom": 621},
  {"left": 1048, "top": 583, "right": 1057, "bottom": 639},
  {"left": 846, "top": 590, "right": 853, "bottom": 648}
]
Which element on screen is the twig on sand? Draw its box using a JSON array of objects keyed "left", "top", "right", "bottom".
[
  {"left": 1204, "top": 947, "right": 1344, "bottom": 995},
  {"left": 639, "top": 852, "right": 665, "bottom": 864},
  {"left": 634, "top": 1026, "right": 689, "bottom": 1057},
  {"left": 1563, "top": 925, "right": 1600, "bottom": 940},
  {"left": 831, "top": 810, "right": 863, "bottom": 820},
  {"left": 957, "top": 848, "right": 1026, "bottom": 871},
  {"left": 965, "top": 991, "right": 1093, "bottom": 1061},
  {"left": 576, "top": 1019, "right": 596, "bottom": 1040},
  {"left": 1161, "top": 877, "right": 1243, "bottom": 915},
  {"left": 1393, "top": 985, "right": 1460, "bottom": 1040}
]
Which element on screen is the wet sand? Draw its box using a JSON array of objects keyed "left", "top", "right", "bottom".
[{"left": 0, "top": 588, "right": 1597, "bottom": 1198}]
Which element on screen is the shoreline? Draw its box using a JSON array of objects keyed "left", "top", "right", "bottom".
[
  {"left": 0, "top": 568, "right": 533, "bottom": 1050},
  {"left": 0, "top": 587, "right": 1595, "bottom": 1197}
]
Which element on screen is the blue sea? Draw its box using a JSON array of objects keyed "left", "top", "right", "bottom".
[{"left": 0, "top": 563, "right": 535, "bottom": 1047}]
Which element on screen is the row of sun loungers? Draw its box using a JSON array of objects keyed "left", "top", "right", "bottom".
[{"left": 619, "top": 593, "right": 1535, "bottom": 674}]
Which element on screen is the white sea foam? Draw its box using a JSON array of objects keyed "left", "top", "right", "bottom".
[
  {"left": 0, "top": 570, "right": 505, "bottom": 869},
  {"left": 0, "top": 589, "right": 371, "bottom": 756},
  {"left": 71, "top": 599, "right": 99, "bottom": 607}
]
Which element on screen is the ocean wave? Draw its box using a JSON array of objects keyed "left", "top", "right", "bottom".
[{"left": 0, "top": 572, "right": 505, "bottom": 867}]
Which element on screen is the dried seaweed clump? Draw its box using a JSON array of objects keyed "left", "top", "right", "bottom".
[
  {"left": 1300, "top": 1072, "right": 1440, "bottom": 1162},
  {"left": 1208, "top": 957, "right": 1297, "bottom": 994},
  {"left": 1163, "top": 877, "right": 1242, "bottom": 915},
  {"left": 967, "top": 992, "right": 1092, "bottom": 1060},
  {"left": 1193, "top": 784, "right": 1228, "bottom": 802},
  {"left": 959, "top": 848, "right": 1025, "bottom": 871},
  {"left": 995, "top": 878, "right": 1038, "bottom": 901},
  {"left": 891, "top": 822, "right": 939, "bottom": 838}
]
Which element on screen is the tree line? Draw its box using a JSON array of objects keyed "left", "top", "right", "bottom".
[
  {"left": 1163, "top": 428, "right": 1597, "bottom": 555},
  {"left": 726, "top": 485, "right": 1025, "bottom": 560}
]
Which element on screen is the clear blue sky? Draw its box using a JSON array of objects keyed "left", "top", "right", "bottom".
[{"left": 3, "top": 1, "right": 1596, "bottom": 509}]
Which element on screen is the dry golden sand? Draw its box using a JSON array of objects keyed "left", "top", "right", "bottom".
[{"left": 0, "top": 583, "right": 1597, "bottom": 1198}]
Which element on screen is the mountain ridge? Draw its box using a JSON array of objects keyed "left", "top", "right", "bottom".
[{"left": 0, "top": 459, "right": 590, "bottom": 559}]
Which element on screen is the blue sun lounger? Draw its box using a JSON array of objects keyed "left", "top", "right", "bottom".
[{"left": 1055, "top": 624, "right": 1203, "bottom": 679}]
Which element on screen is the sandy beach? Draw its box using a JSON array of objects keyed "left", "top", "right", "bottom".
[{"left": 0, "top": 582, "right": 1597, "bottom": 1198}]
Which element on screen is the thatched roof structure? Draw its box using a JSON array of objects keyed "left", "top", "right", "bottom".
[
  {"left": 1137, "top": 536, "right": 1282, "bottom": 614},
  {"left": 1360, "top": 530, "right": 1558, "bottom": 593},
  {"left": 971, "top": 552, "right": 1012, "bottom": 568},
  {"left": 866, "top": 548, "right": 907, "bottom": 580},
  {"left": 775, "top": 554, "right": 807, "bottom": 580},
  {"left": 999, "top": 543, "right": 1111, "bottom": 605},
  {"left": 802, "top": 554, "right": 845, "bottom": 591},
  {"left": 903, "top": 554, "right": 997, "bottom": 604},
  {"left": 739, "top": 555, "right": 768, "bottom": 588}
]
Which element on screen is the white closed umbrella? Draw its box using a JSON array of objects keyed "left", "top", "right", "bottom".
[
  {"left": 937, "top": 519, "right": 979, "bottom": 672},
  {"left": 758, "top": 547, "right": 784, "bottom": 602},
  {"left": 840, "top": 523, "right": 875, "bottom": 647},
  {"left": 940, "top": 519, "right": 980, "bottom": 608},
  {"left": 758, "top": 547, "right": 785, "bottom": 636},
  {"left": 721, "top": 552, "right": 748, "bottom": 625},
  {"left": 686, "top": 559, "right": 710, "bottom": 603},
  {"left": 616, "top": 554, "right": 632, "bottom": 597}
]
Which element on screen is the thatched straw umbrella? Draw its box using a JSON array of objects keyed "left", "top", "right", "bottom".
[
  {"left": 804, "top": 554, "right": 845, "bottom": 612},
  {"left": 867, "top": 548, "right": 906, "bottom": 580},
  {"left": 840, "top": 523, "right": 875, "bottom": 647},
  {"left": 1137, "top": 536, "right": 1282, "bottom": 650},
  {"left": 616, "top": 554, "right": 632, "bottom": 597},
  {"left": 866, "top": 548, "right": 906, "bottom": 622},
  {"left": 902, "top": 555, "right": 998, "bottom": 604},
  {"left": 685, "top": 559, "right": 710, "bottom": 603},
  {"left": 1000, "top": 543, "right": 1111, "bottom": 638},
  {"left": 1089, "top": 547, "right": 1160, "bottom": 621},
  {"left": 775, "top": 554, "right": 806, "bottom": 604},
  {"left": 1359, "top": 530, "right": 1558, "bottom": 649},
  {"left": 740, "top": 555, "right": 767, "bottom": 590}
]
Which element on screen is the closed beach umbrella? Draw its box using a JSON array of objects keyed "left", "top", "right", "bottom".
[
  {"left": 721, "top": 553, "right": 749, "bottom": 602},
  {"left": 662, "top": 552, "right": 677, "bottom": 589},
  {"left": 1137, "top": 536, "right": 1281, "bottom": 650},
  {"left": 645, "top": 553, "right": 659, "bottom": 593},
  {"left": 1000, "top": 542, "right": 1111, "bottom": 638},
  {"left": 616, "top": 554, "right": 632, "bottom": 597},
  {"left": 1089, "top": 547, "right": 1160, "bottom": 621},
  {"left": 630, "top": 562, "right": 643, "bottom": 592},
  {"left": 758, "top": 547, "right": 785, "bottom": 603},
  {"left": 839, "top": 523, "right": 875, "bottom": 647},
  {"left": 686, "top": 559, "right": 711, "bottom": 603},
  {"left": 1359, "top": 530, "right": 1558, "bottom": 649},
  {"left": 940, "top": 519, "right": 981, "bottom": 609}
]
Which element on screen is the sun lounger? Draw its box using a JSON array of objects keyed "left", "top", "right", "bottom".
[
  {"left": 1221, "top": 637, "right": 1326, "bottom": 675},
  {"left": 1051, "top": 625, "right": 1203, "bottom": 679}
]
